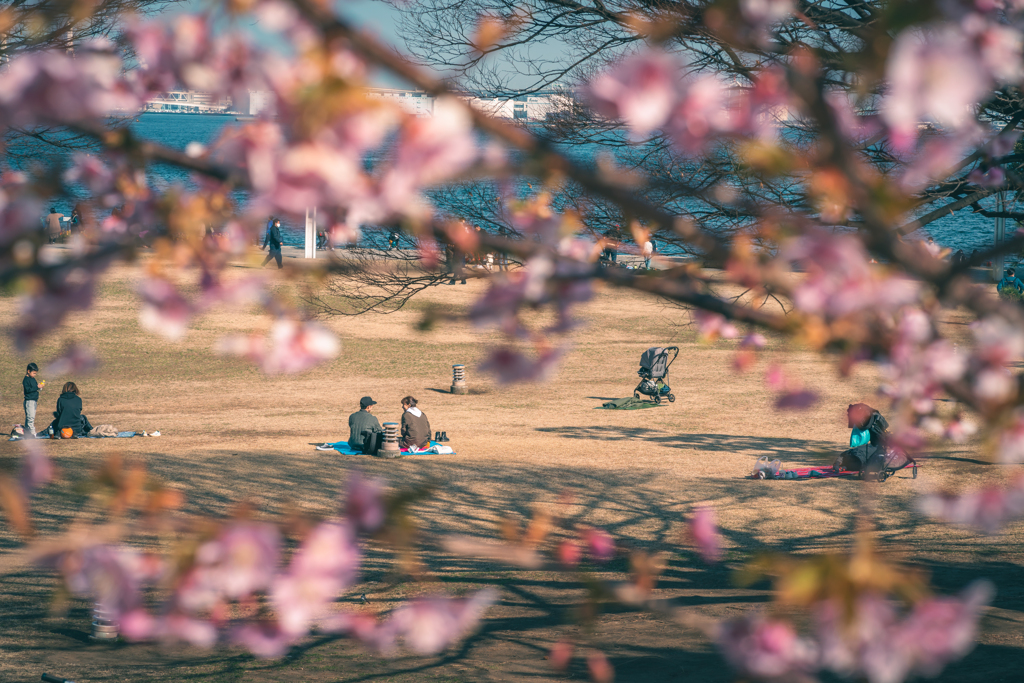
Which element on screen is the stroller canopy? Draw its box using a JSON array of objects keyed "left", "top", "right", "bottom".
[{"left": 640, "top": 347, "right": 671, "bottom": 379}]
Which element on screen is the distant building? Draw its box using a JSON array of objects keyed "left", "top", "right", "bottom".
[{"left": 234, "top": 90, "right": 276, "bottom": 117}]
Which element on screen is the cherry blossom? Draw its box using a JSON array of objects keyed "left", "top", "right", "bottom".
[
  {"left": 715, "top": 614, "right": 817, "bottom": 680},
  {"left": 918, "top": 475, "right": 1024, "bottom": 533},
  {"left": 344, "top": 471, "right": 386, "bottom": 534},
  {"left": 883, "top": 25, "right": 992, "bottom": 150},
  {"left": 19, "top": 439, "right": 53, "bottom": 491},
  {"left": 689, "top": 507, "right": 723, "bottom": 563},
  {"left": 177, "top": 522, "right": 281, "bottom": 611},
  {"left": 271, "top": 521, "right": 360, "bottom": 637},
  {"left": 139, "top": 278, "right": 194, "bottom": 341},
  {"left": 374, "top": 589, "right": 499, "bottom": 656},
  {"left": 583, "top": 50, "right": 679, "bottom": 137},
  {"left": 691, "top": 309, "right": 739, "bottom": 340},
  {"left": 582, "top": 527, "right": 615, "bottom": 562},
  {"left": 816, "top": 582, "right": 993, "bottom": 683},
  {"left": 46, "top": 344, "right": 100, "bottom": 375},
  {"left": 216, "top": 319, "right": 340, "bottom": 374},
  {"left": 479, "top": 346, "right": 564, "bottom": 383}
]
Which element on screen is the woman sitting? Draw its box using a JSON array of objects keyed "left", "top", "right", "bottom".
[
  {"left": 400, "top": 396, "right": 431, "bottom": 450},
  {"left": 47, "top": 382, "right": 93, "bottom": 437}
]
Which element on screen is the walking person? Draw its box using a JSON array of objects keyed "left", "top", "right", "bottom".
[
  {"left": 23, "top": 362, "right": 43, "bottom": 438},
  {"left": 261, "top": 218, "right": 284, "bottom": 269},
  {"left": 387, "top": 229, "right": 401, "bottom": 251},
  {"left": 45, "top": 207, "right": 64, "bottom": 244}
]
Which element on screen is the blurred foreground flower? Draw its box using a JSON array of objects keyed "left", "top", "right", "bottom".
[
  {"left": 918, "top": 475, "right": 1024, "bottom": 534},
  {"left": 216, "top": 319, "right": 340, "bottom": 373},
  {"left": 689, "top": 507, "right": 722, "bottom": 563}
]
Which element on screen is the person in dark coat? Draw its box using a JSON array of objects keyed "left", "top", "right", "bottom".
[
  {"left": 400, "top": 396, "right": 431, "bottom": 450},
  {"left": 348, "top": 396, "right": 382, "bottom": 454},
  {"left": 261, "top": 218, "right": 283, "bottom": 269},
  {"left": 47, "top": 381, "right": 92, "bottom": 437}
]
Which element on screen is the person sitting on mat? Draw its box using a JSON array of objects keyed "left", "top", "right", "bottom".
[
  {"left": 46, "top": 381, "right": 93, "bottom": 437},
  {"left": 348, "top": 396, "right": 383, "bottom": 455},
  {"left": 400, "top": 395, "right": 431, "bottom": 450}
]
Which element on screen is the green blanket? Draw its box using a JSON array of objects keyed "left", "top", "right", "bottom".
[{"left": 599, "top": 397, "right": 664, "bottom": 410}]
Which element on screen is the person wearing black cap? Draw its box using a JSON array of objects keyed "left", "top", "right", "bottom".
[{"left": 348, "top": 396, "right": 383, "bottom": 454}]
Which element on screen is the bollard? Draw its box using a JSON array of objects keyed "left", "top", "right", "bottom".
[
  {"left": 378, "top": 422, "right": 401, "bottom": 458},
  {"left": 451, "top": 364, "right": 468, "bottom": 395},
  {"left": 91, "top": 603, "right": 118, "bottom": 641}
]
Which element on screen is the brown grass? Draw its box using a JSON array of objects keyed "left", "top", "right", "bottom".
[{"left": 0, "top": 252, "right": 1022, "bottom": 682}]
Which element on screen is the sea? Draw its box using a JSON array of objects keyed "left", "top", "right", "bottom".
[{"left": 42, "top": 112, "right": 1019, "bottom": 254}]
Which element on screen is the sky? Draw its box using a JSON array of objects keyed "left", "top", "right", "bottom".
[{"left": 335, "top": 0, "right": 417, "bottom": 88}]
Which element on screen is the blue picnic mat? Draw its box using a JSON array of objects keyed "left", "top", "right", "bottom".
[{"left": 320, "top": 440, "right": 455, "bottom": 455}]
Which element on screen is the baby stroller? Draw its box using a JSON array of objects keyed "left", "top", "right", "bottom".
[{"left": 633, "top": 346, "right": 679, "bottom": 404}]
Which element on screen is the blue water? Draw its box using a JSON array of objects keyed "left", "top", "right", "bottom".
[{"left": 53, "top": 113, "right": 1019, "bottom": 254}]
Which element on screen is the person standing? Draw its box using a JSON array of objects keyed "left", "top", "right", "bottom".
[
  {"left": 23, "top": 363, "right": 43, "bottom": 437},
  {"left": 45, "top": 207, "right": 64, "bottom": 244},
  {"left": 261, "top": 218, "right": 284, "bottom": 269},
  {"left": 400, "top": 396, "right": 431, "bottom": 450},
  {"left": 642, "top": 239, "right": 654, "bottom": 269},
  {"left": 348, "top": 396, "right": 383, "bottom": 454}
]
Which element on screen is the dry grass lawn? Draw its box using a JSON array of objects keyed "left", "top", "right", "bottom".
[{"left": 0, "top": 251, "right": 1022, "bottom": 682}]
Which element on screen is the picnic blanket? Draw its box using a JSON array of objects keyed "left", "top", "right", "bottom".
[
  {"left": 317, "top": 440, "right": 456, "bottom": 456},
  {"left": 749, "top": 462, "right": 919, "bottom": 481},
  {"left": 598, "top": 397, "right": 664, "bottom": 410}
]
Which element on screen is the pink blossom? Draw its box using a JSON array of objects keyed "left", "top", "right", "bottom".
[
  {"left": 139, "top": 278, "right": 193, "bottom": 341},
  {"left": 741, "top": 333, "right": 767, "bottom": 349},
  {"left": 582, "top": 527, "right": 615, "bottom": 562},
  {"left": 479, "top": 346, "right": 564, "bottom": 383},
  {"left": 19, "top": 439, "right": 53, "bottom": 491},
  {"left": 375, "top": 589, "right": 499, "bottom": 656},
  {"left": 918, "top": 475, "right": 1024, "bottom": 533},
  {"left": 178, "top": 522, "right": 281, "bottom": 610},
  {"left": 900, "top": 130, "right": 982, "bottom": 191},
  {"left": 232, "top": 621, "right": 293, "bottom": 658},
  {"left": 817, "top": 583, "right": 992, "bottom": 683},
  {"left": 972, "top": 316, "right": 1024, "bottom": 366},
  {"left": 883, "top": 26, "right": 991, "bottom": 150},
  {"left": 39, "top": 545, "right": 151, "bottom": 618},
  {"left": 782, "top": 231, "right": 918, "bottom": 318},
  {"left": 586, "top": 650, "right": 615, "bottom": 683},
  {"left": 968, "top": 166, "right": 1006, "bottom": 186},
  {"left": 46, "top": 344, "right": 100, "bottom": 375},
  {"left": 995, "top": 412, "right": 1024, "bottom": 462},
  {"left": 379, "top": 96, "right": 477, "bottom": 212},
  {"left": 269, "top": 521, "right": 359, "bottom": 637},
  {"left": 64, "top": 154, "right": 116, "bottom": 195},
  {"left": 973, "top": 367, "right": 1015, "bottom": 403},
  {"left": 665, "top": 75, "right": 732, "bottom": 154},
  {"left": 344, "top": 471, "right": 386, "bottom": 534},
  {"left": 584, "top": 49, "right": 679, "bottom": 137},
  {"left": 716, "top": 614, "right": 817, "bottom": 680},
  {"left": 691, "top": 309, "right": 739, "bottom": 340},
  {"left": 775, "top": 389, "right": 820, "bottom": 410},
  {"left": 944, "top": 417, "right": 978, "bottom": 443},
  {"left": 122, "top": 610, "right": 219, "bottom": 648},
  {"left": 216, "top": 319, "right": 340, "bottom": 374},
  {"left": 984, "top": 130, "right": 1021, "bottom": 157},
  {"left": 16, "top": 267, "right": 97, "bottom": 351},
  {"left": 689, "top": 507, "right": 723, "bottom": 563},
  {"left": 557, "top": 539, "right": 582, "bottom": 567},
  {"left": 963, "top": 14, "right": 1024, "bottom": 84}
]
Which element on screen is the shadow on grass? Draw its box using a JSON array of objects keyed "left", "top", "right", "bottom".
[{"left": 4, "top": 437, "right": 1022, "bottom": 683}]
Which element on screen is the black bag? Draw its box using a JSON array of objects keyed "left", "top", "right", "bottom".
[{"left": 361, "top": 431, "right": 384, "bottom": 456}]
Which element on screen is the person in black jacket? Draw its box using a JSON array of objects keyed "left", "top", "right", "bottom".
[
  {"left": 47, "top": 381, "right": 93, "bottom": 437},
  {"left": 261, "top": 218, "right": 283, "bottom": 269}
]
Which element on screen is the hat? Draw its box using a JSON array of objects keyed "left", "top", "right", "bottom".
[{"left": 360, "top": 396, "right": 377, "bottom": 408}]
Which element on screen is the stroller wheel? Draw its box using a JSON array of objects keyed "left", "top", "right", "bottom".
[
  {"left": 653, "top": 394, "right": 661, "bottom": 404},
  {"left": 634, "top": 392, "right": 640, "bottom": 399},
  {"left": 878, "top": 471, "right": 889, "bottom": 483},
  {"left": 667, "top": 394, "right": 675, "bottom": 403}
]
